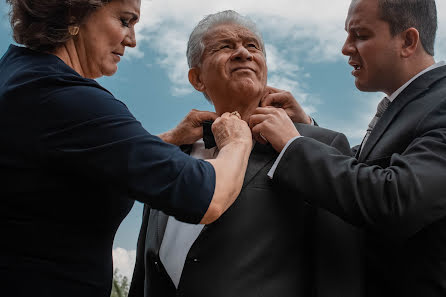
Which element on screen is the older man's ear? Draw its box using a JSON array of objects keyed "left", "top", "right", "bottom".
[{"left": 188, "top": 68, "right": 206, "bottom": 92}]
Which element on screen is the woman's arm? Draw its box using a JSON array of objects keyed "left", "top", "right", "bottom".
[{"left": 200, "top": 113, "right": 252, "bottom": 224}]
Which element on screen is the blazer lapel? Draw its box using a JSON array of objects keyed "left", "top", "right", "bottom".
[
  {"left": 146, "top": 209, "right": 169, "bottom": 255},
  {"left": 242, "top": 142, "right": 277, "bottom": 187},
  {"left": 358, "top": 66, "right": 446, "bottom": 160}
]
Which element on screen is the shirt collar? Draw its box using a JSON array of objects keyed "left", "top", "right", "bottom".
[{"left": 388, "top": 61, "right": 446, "bottom": 102}]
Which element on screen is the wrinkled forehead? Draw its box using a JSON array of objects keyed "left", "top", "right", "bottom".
[{"left": 203, "top": 23, "right": 261, "bottom": 46}]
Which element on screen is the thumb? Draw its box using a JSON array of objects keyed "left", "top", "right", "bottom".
[{"left": 196, "top": 111, "right": 219, "bottom": 123}]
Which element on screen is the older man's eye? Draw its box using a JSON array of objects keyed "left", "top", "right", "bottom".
[
  {"left": 247, "top": 43, "right": 259, "bottom": 49},
  {"left": 220, "top": 45, "right": 230, "bottom": 49}
]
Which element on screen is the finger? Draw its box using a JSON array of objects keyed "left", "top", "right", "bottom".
[
  {"left": 251, "top": 123, "right": 268, "bottom": 145},
  {"left": 248, "top": 113, "right": 269, "bottom": 129},
  {"left": 261, "top": 92, "right": 294, "bottom": 108},
  {"left": 260, "top": 93, "right": 285, "bottom": 108},
  {"left": 230, "top": 111, "right": 241, "bottom": 119},
  {"left": 195, "top": 111, "right": 219, "bottom": 123},
  {"left": 253, "top": 106, "right": 281, "bottom": 116},
  {"left": 260, "top": 93, "right": 277, "bottom": 107},
  {"left": 220, "top": 112, "right": 232, "bottom": 119},
  {"left": 265, "top": 86, "right": 284, "bottom": 94}
]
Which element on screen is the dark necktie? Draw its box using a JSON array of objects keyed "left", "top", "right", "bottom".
[
  {"left": 359, "top": 97, "right": 391, "bottom": 156},
  {"left": 202, "top": 120, "right": 216, "bottom": 149}
]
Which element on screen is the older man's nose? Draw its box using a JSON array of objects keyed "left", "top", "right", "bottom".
[{"left": 231, "top": 46, "right": 253, "bottom": 61}]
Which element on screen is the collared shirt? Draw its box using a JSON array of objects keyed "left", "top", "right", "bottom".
[
  {"left": 388, "top": 61, "right": 445, "bottom": 102},
  {"left": 267, "top": 60, "right": 446, "bottom": 179}
]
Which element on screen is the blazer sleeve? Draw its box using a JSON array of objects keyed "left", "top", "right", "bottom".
[
  {"left": 35, "top": 84, "right": 215, "bottom": 224},
  {"left": 273, "top": 100, "right": 446, "bottom": 241}
]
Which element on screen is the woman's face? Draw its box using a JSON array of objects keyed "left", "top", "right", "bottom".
[{"left": 75, "top": 0, "right": 140, "bottom": 78}]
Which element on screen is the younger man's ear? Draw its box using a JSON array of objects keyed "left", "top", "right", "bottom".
[
  {"left": 188, "top": 68, "right": 206, "bottom": 92},
  {"left": 400, "top": 27, "right": 420, "bottom": 58}
]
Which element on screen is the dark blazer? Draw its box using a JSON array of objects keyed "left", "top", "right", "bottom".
[
  {"left": 129, "top": 124, "right": 362, "bottom": 297},
  {"left": 273, "top": 65, "right": 446, "bottom": 297}
]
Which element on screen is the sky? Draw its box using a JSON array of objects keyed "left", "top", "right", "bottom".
[{"left": 1, "top": 0, "right": 445, "bottom": 281}]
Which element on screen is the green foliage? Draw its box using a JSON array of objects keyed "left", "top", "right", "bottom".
[{"left": 110, "top": 269, "right": 129, "bottom": 297}]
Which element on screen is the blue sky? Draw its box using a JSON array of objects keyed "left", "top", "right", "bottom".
[{"left": 1, "top": 0, "right": 445, "bottom": 279}]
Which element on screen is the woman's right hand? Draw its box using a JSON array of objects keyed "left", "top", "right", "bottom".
[{"left": 211, "top": 112, "right": 253, "bottom": 150}]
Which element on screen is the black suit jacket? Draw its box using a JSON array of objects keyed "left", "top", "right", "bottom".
[
  {"left": 274, "top": 65, "right": 446, "bottom": 297},
  {"left": 129, "top": 124, "right": 362, "bottom": 297}
]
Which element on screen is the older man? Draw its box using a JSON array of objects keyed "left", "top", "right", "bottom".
[{"left": 129, "top": 10, "right": 361, "bottom": 297}]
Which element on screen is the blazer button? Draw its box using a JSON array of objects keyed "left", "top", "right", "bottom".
[{"left": 154, "top": 260, "right": 161, "bottom": 272}]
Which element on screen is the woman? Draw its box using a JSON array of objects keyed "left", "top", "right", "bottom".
[{"left": 0, "top": 0, "right": 252, "bottom": 296}]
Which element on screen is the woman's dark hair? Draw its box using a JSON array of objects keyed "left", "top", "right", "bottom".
[{"left": 6, "top": 0, "right": 110, "bottom": 52}]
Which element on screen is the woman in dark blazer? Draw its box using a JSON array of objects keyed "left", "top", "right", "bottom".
[{"left": 0, "top": 0, "right": 252, "bottom": 296}]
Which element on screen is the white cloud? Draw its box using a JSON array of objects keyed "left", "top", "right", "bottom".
[
  {"left": 153, "top": 29, "right": 193, "bottom": 96},
  {"left": 331, "top": 92, "right": 385, "bottom": 143},
  {"left": 134, "top": 0, "right": 352, "bottom": 97},
  {"left": 112, "top": 248, "right": 136, "bottom": 281},
  {"left": 266, "top": 43, "right": 318, "bottom": 114},
  {"left": 133, "top": 0, "right": 446, "bottom": 98}
]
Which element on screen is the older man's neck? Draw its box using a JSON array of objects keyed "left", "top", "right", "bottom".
[{"left": 214, "top": 99, "right": 261, "bottom": 122}]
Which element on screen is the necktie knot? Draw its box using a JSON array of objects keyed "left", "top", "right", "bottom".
[
  {"left": 360, "top": 96, "right": 391, "bottom": 156},
  {"left": 376, "top": 96, "right": 391, "bottom": 118},
  {"left": 366, "top": 97, "right": 390, "bottom": 132}
]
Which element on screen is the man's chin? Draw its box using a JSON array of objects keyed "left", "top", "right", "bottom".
[
  {"left": 355, "top": 80, "right": 377, "bottom": 93},
  {"left": 229, "top": 81, "right": 263, "bottom": 96}
]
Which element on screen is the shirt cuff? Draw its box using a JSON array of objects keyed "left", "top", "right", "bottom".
[{"left": 267, "top": 136, "right": 302, "bottom": 179}]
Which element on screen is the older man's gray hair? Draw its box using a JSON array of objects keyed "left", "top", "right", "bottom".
[{"left": 186, "top": 10, "right": 266, "bottom": 69}]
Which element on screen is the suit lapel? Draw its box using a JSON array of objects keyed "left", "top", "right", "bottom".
[
  {"left": 242, "top": 142, "right": 277, "bottom": 188},
  {"left": 146, "top": 210, "right": 169, "bottom": 255},
  {"left": 358, "top": 66, "right": 446, "bottom": 161}
]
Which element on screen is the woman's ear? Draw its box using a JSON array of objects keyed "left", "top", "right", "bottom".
[
  {"left": 188, "top": 67, "right": 206, "bottom": 92},
  {"left": 400, "top": 27, "right": 420, "bottom": 58}
]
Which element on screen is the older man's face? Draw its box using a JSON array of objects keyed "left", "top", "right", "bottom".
[{"left": 198, "top": 23, "right": 267, "bottom": 102}]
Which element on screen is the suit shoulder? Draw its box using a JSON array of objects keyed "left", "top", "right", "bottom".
[
  {"left": 294, "top": 123, "right": 352, "bottom": 155},
  {"left": 294, "top": 122, "right": 344, "bottom": 138}
]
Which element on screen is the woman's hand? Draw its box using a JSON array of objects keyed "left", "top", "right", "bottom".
[
  {"left": 211, "top": 111, "right": 253, "bottom": 150},
  {"left": 158, "top": 109, "right": 218, "bottom": 146}
]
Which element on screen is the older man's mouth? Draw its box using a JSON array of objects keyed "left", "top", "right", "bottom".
[{"left": 232, "top": 67, "right": 256, "bottom": 73}]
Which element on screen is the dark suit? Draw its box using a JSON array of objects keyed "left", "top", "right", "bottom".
[
  {"left": 130, "top": 124, "right": 362, "bottom": 297},
  {"left": 273, "top": 65, "right": 446, "bottom": 296}
]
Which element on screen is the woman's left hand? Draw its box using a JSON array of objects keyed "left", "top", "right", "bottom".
[{"left": 158, "top": 109, "right": 219, "bottom": 146}]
